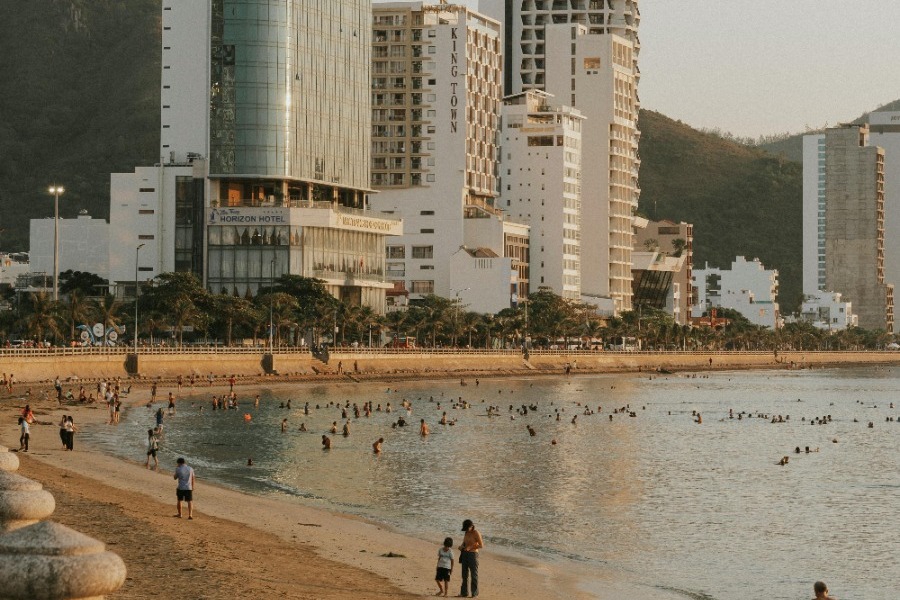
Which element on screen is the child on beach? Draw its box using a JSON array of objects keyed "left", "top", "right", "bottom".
[{"left": 435, "top": 536, "right": 454, "bottom": 596}]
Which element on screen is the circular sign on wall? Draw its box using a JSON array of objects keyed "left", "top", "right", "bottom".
[
  {"left": 80, "top": 331, "right": 90, "bottom": 342},
  {"left": 107, "top": 331, "right": 118, "bottom": 342},
  {"left": 92, "top": 323, "right": 105, "bottom": 338}
]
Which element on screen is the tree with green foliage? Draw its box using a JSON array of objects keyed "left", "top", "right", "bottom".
[{"left": 59, "top": 270, "right": 108, "bottom": 296}]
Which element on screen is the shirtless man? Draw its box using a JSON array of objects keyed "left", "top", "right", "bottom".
[
  {"left": 321, "top": 435, "right": 332, "bottom": 450},
  {"left": 813, "top": 581, "right": 836, "bottom": 600},
  {"left": 420, "top": 419, "right": 430, "bottom": 437},
  {"left": 373, "top": 438, "right": 384, "bottom": 454},
  {"left": 458, "top": 519, "right": 484, "bottom": 598}
]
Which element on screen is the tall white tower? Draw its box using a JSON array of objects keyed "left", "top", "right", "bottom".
[{"left": 482, "top": 0, "right": 640, "bottom": 313}]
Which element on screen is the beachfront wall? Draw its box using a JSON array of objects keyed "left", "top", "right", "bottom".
[{"left": 3, "top": 348, "right": 900, "bottom": 384}]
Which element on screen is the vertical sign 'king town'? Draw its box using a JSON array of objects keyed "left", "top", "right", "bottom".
[{"left": 449, "top": 27, "right": 459, "bottom": 134}]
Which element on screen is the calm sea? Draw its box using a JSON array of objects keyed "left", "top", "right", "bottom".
[{"left": 84, "top": 367, "right": 900, "bottom": 600}]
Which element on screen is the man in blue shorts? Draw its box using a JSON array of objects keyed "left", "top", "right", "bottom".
[{"left": 174, "top": 457, "right": 195, "bottom": 519}]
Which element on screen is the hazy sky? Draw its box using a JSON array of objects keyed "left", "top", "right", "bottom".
[{"left": 417, "top": 0, "right": 900, "bottom": 138}]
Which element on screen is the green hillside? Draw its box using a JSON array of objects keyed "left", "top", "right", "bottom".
[
  {"left": 638, "top": 110, "right": 804, "bottom": 311},
  {"left": 0, "top": 0, "right": 160, "bottom": 250}
]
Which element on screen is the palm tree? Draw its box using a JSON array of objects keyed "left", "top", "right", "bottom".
[
  {"left": 25, "top": 293, "right": 61, "bottom": 344},
  {"left": 98, "top": 294, "right": 122, "bottom": 343},
  {"left": 170, "top": 297, "right": 199, "bottom": 346},
  {"left": 62, "top": 290, "right": 96, "bottom": 344}
]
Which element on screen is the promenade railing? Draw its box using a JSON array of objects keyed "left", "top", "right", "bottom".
[{"left": 0, "top": 346, "right": 890, "bottom": 358}]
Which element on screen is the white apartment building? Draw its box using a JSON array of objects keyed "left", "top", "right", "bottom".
[
  {"left": 501, "top": 90, "right": 583, "bottom": 300},
  {"left": 30, "top": 212, "right": 110, "bottom": 281},
  {"left": 109, "top": 163, "right": 202, "bottom": 291},
  {"left": 369, "top": 2, "right": 525, "bottom": 313},
  {"left": 692, "top": 256, "right": 780, "bottom": 329},
  {"left": 0, "top": 254, "right": 29, "bottom": 288},
  {"left": 799, "top": 291, "right": 857, "bottom": 331},
  {"left": 481, "top": 0, "right": 640, "bottom": 314},
  {"left": 106, "top": 0, "right": 401, "bottom": 311},
  {"left": 802, "top": 133, "right": 826, "bottom": 296}
]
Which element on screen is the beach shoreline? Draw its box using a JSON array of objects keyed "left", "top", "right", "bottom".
[{"left": 2, "top": 378, "right": 600, "bottom": 600}]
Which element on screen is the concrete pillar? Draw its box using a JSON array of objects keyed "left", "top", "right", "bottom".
[
  {"left": 0, "top": 471, "right": 56, "bottom": 532},
  {"left": 0, "top": 445, "right": 19, "bottom": 472},
  {"left": 0, "top": 521, "right": 127, "bottom": 599}
]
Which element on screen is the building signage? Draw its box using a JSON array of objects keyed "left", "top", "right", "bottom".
[
  {"left": 208, "top": 207, "right": 287, "bottom": 225},
  {"left": 336, "top": 214, "right": 399, "bottom": 234},
  {"left": 449, "top": 27, "right": 459, "bottom": 134}
]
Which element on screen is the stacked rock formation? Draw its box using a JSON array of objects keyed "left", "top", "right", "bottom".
[{"left": 0, "top": 444, "right": 126, "bottom": 599}]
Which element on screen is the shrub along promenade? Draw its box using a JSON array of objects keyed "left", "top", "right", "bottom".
[{"left": 1, "top": 346, "right": 900, "bottom": 384}]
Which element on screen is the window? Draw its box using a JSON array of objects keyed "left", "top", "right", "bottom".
[
  {"left": 386, "top": 262, "right": 405, "bottom": 277},
  {"left": 420, "top": 210, "right": 435, "bottom": 215},
  {"left": 426, "top": 174, "right": 435, "bottom": 182},
  {"left": 420, "top": 265, "right": 434, "bottom": 270},
  {"left": 387, "top": 245, "right": 406, "bottom": 259},
  {"left": 584, "top": 57, "right": 601, "bottom": 69},
  {"left": 138, "top": 234, "right": 155, "bottom": 240},
  {"left": 139, "top": 188, "right": 156, "bottom": 192},
  {"left": 138, "top": 209, "right": 155, "bottom": 215},
  {"left": 411, "top": 280, "right": 435, "bottom": 294},
  {"left": 420, "top": 228, "right": 434, "bottom": 234},
  {"left": 138, "top": 267, "right": 154, "bottom": 272},
  {"left": 527, "top": 136, "right": 554, "bottom": 147},
  {"left": 411, "top": 246, "right": 433, "bottom": 259}
]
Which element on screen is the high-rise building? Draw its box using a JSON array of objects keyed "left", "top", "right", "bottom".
[
  {"left": 866, "top": 111, "right": 900, "bottom": 293},
  {"left": 368, "top": 1, "right": 525, "bottom": 313},
  {"left": 481, "top": 0, "right": 640, "bottom": 314},
  {"left": 802, "top": 133, "right": 827, "bottom": 296},
  {"left": 108, "top": 0, "right": 401, "bottom": 311},
  {"left": 501, "top": 90, "right": 583, "bottom": 300},
  {"left": 822, "top": 124, "right": 893, "bottom": 332}
]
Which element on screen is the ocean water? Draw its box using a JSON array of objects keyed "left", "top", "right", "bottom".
[{"left": 83, "top": 367, "right": 900, "bottom": 600}]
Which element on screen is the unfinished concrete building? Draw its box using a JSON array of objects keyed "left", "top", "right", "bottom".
[{"left": 824, "top": 124, "right": 894, "bottom": 332}]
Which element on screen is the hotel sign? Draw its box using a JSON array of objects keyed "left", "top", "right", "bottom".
[
  {"left": 334, "top": 213, "right": 402, "bottom": 235},
  {"left": 449, "top": 27, "right": 459, "bottom": 134},
  {"left": 208, "top": 207, "right": 288, "bottom": 225}
]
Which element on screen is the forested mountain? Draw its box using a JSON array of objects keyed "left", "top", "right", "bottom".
[
  {"left": 638, "top": 110, "right": 804, "bottom": 310},
  {"left": 0, "top": 0, "right": 160, "bottom": 249}
]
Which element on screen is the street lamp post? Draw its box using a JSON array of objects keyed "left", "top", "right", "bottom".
[
  {"left": 269, "top": 258, "right": 276, "bottom": 348},
  {"left": 451, "top": 287, "right": 470, "bottom": 347},
  {"left": 48, "top": 186, "right": 64, "bottom": 301},
  {"left": 134, "top": 243, "right": 145, "bottom": 353}
]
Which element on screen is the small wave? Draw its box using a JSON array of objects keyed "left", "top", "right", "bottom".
[{"left": 656, "top": 585, "right": 717, "bottom": 600}]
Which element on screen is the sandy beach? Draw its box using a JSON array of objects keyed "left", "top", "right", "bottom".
[{"left": 1, "top": 379, "right": 591, "bottom": 600}]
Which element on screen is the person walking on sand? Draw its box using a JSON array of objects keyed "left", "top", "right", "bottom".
[
  {"left": 813, "top": 581, "right": 836, "bottom": 600},
  {"left": 145, "top": 428, "right": 160, "bottom": 470},
  {"left": 435, "top": 536, "right": 454, "bottom": 596},
  {"left": 64, "top": 416, "right": 77, "bottom": 450},
  {"left": 168, "top": 392, "right": 176, "bottom": 415},
  {"left": 458, "top": 519, "right": 483, "bottom": 597},
  {"left": 18, "top": 417, "right": 29, "bottom": 452},
  {"left": 174, "top": 457, "right": 195, "bottom": 519}
]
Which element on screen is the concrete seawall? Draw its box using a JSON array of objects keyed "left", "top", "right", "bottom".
[{"left": 3, "top": 350, "right": 900, "bottom": 384}]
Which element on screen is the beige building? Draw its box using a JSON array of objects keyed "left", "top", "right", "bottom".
[
  {"left": 824, "top": 124, "right": 894, "bottom": 332},
  {"left": 633, "top": 219, "right": 693, "bottom": 324},
  {"left": 369, "top": 1, "right": 526, "bottom": 313}
]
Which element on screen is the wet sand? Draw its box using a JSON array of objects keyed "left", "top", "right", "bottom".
[{"left": 1, "top": 382, "right": 590, "bottom": 600}]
